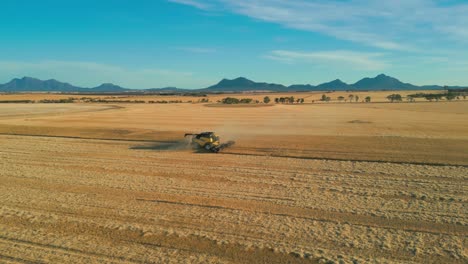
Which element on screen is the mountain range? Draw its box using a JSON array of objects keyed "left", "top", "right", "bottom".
[{"left": 0, "top": 74, "right": 464, "bottom": 93}]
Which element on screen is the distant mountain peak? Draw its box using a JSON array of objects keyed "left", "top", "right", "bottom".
[
  {"left": 232, "top": 77, "right": 251, "bottom": 81},
  {"left": 353, "top": 74, "right": 416, "bottom": 90},
  {"left": 0, "top": 76, "right": 80, "bottom": 92},
  {"left": 91, "top": 83, "right": 127, "bottom": 92},
  {"left": 14, "top": 76, "right": 42, "bottom": 82},
  {"left": 205, "top": 77, "right": 285, "bottom": 91},
  {"left": 216, "top": 77, "right": 254, "bottom": 85},
  {"left": 316, "top": 79, "right": 352, "bottom": 90},
  {"left": 331, "top": 79, "right": 345, "bottom": 83}
]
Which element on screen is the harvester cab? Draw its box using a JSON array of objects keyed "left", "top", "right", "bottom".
[{"left": 184, "top": 132, "right": 234, "bottom": 153}]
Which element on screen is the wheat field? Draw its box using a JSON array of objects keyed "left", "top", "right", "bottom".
[{"left": 0, "top": 96, "right": 467, "bottom": 263}]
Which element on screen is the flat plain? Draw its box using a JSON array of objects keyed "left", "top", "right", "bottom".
[{"left": 0, "top": 93, "right": 467, "bottom": 263}]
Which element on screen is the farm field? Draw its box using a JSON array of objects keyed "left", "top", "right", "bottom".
[
  {"left": 0, "top": 90, "right": 449, "bottom": 103},
  {"left": 0, "top": 97, "right": 467, "bottom": 263}
]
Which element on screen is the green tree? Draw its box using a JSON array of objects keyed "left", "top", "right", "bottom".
[
  {"left": 424, "top": 94, "right": 443, "bottom": 101},
  {"left": 222, "top": 97, "right": 240, "bottom": 104},
  {"left": 348, "top": 94, "right": 354, "bottom": 102},
  {"left": 365, "top": 96, "right": 371, "bottom": 103},
  {"left": 263, "top": 96, "right": 271, "bottom": 104},
  {"left": 387, "top": 94, "right": 402, "bottom": 102},
  {"left": 274, "top": 98, "right": 279, "bottom": 103},
  {"left": 321, "top": 94, "right": 327, "bottom": 101},
  {"left": 289, "top": 96, "right": 295, "bottom": 104},
  {"left": 300, "top": 98, "right": 305, "bottom": 103},
  {"left": 355, "top": 95, "right": 359, "bottom": 102},
  {"left": 445, "top": 94, "right": 456, "bottom": 101}
]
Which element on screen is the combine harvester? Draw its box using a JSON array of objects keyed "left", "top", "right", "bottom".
[{"left": 184, "top": 132, "right": 235, "bottom": 153}]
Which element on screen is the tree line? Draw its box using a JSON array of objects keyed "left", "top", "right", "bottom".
[
  {"left": 220, "top": 96, "right": 306, "bottom": 104},
  {"left": 320, "top": 94, "right": 371, "bottom": 103},
  {"left": 273, "top": 96, "right": 305, "bottom": 104},
  {"left": 406, "top": 91, "right": 466, "bottom": 102}
]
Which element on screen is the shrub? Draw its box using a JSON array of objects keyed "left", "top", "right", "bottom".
[
  {"left": 39, "top": 98, "right": 74, "bottom": 103},
  {"left": 221, "top": 97, "right": 253, "bottom": 104},
  {"left": 387, "top": 94, "right": 402, "bottom": 102},
  {"left": 221, "top": 97, "right": 240, "bottom": 104},
  {"left": 0, "top": 100, "right": 35, "bottom": 103},
  {"left": 239, "top": 98, "right": 253, "bottom": 104}
]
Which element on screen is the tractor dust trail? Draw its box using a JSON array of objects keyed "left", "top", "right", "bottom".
[
  {"left": 131, "top": 138, "right": 193, "bottom": 151},
  {"left": 133, "top": 135, "right": 235, "bottom": 153},
  {"left": 212, "top": 105, "right": 304, "bottom": 149},
  {"left": 164, "top": 138, "right": 193, "bottom": 151}
]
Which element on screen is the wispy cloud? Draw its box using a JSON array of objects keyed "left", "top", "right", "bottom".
[
  {"left": 265, "top": 50, "right": 387, "bottom": 70},
  {"left": 168, "top": 0, "right": 212, "bottom": 10},
  {"left": 169, "top": 0, "right": 468, "bottom": 51},
  {"left": 0, "top": 60, "right": 195, "bottom": 88}
]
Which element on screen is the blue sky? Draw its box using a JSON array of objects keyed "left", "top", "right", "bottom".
[{"left": 1, "top": 0, "right": 467, "bottom": 88}]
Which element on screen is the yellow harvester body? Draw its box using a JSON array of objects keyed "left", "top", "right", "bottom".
[{"left": 184, "top": 132, "right": 233, "bottom": 153}]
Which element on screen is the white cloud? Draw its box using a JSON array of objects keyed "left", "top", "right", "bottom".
[
  {"left": 0, "top": 60, "right": 196, "bottom": 88},
  {"left": 436, "top": 25, "right": 468, "bottom": 39},
  {"left": 169, "top": 0, "right": 468, "bottom": 51},
  {"left": 168, "top": 0, "right": 212, "bottom": 10},
  {"left": 265, "top": 50, "right": 387, "bottom": 70}
]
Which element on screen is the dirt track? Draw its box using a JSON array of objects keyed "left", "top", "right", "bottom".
[{"left": 0, "top": 101, "right": 467, "bottom": 263}]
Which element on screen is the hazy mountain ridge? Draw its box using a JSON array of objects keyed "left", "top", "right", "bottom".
[
  {"left": 352, "top": 74, "right": 418, "bottom": 90},
  {"left": 90, "top": 83, "right": 128, "bottom": 92},
  {"left": 0, "top": 77, "right": 82, "bottom": 92},
  {"left": 0, "top": 75, "right": 464, "bottom": 92},
  {"left": 0, "top": 77, "right": 128, "bottom": 92},
  {"left": 316, "top": 79, "right": 352, "bottom": 90},
  {"left": 203, "top": 74, "right": 454, "bottom": 92},
  {"left": 202, "top": 77, "right": 287, "bottom": 92}
]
